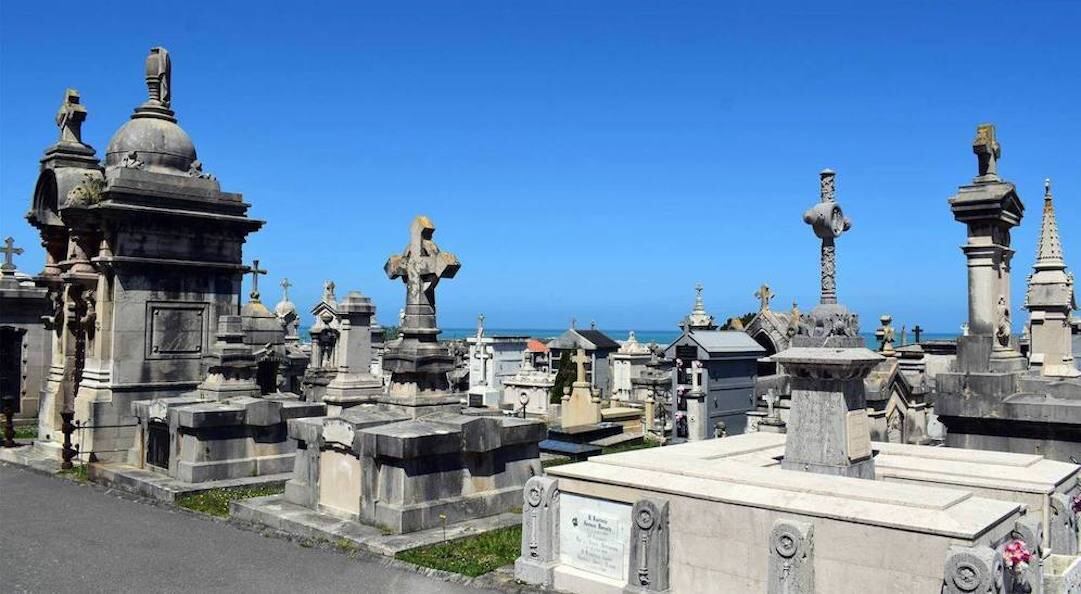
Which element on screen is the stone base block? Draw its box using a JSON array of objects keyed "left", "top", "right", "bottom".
[
  {"left": 177, "top": 452, "right": 296, "bottom": 483},
  {"left": 514, "top": 558, "right": 558, "bottom": 589},
  {"left": 90, "top": 463, "right": 290, "bottom": 503},
  {"left": 367, "top": 484, "right": 523, "bottom": 534},
  {"left": 781, "top": 456, "right": 875, "bottom": 479}
]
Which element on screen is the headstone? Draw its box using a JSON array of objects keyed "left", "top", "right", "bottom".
[
  {"left": 560, "top": 347, "right": 602, "bottom": 427},
  {"left": 323, "top": 291, "right": 383, "bottom": 411},
  {"left": 558, "top": 493, "right": 632, "bottom": 581}
]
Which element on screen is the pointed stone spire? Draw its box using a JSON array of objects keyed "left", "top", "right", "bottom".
[
  {"left": 1035, "top": 179, "right": 1066, "bottom": 270},
  {"left": 685, "top": 283, "right": 716, "bottom": 330},
  {"left": 1026, "top": 178, "right": 1079, "bottom": 377}
]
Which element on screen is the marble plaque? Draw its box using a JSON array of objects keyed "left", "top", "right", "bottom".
[
  {"left": 559, "top": 493, "right": 631, "bottom": 581},
  {"left": 845, "top": 410, "right": 872, "bottom": 460},
  {"left": 146, "top": 302, "right": 208, "bottom": 359}
]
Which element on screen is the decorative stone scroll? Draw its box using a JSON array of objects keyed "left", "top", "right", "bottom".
[
  {"left": 515, "top": 476, "right": 560, "bottom": 587},
  {"left": 1049, "top": 493, "right": 1079, "bottom": 556},
  {"left": 768, "top": 519, "right": 814, "bottom": 594},
  {"left": 942, "top": 545, "right": 1004, "bottom": 594},
  {"left": 1010, "top": 515, "right": 1044, "bottom": 594},
  {"left": 626, "top": 498, "right": 670, "bottom": 593}
]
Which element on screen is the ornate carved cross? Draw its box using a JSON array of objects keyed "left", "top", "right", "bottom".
[
  {"left": 803, "top": 169, "right": 851, "bottom": 305},
  {"left": 1, "top": 237, "right": 23, "bottom": 272},
  {"left": 572, "top": 348, "right": 590, "bottom": 384},
  {"left": 55, "top": 89, "right": 87, "bottom": 145},
  {"left": 247, "top": 259, "right": 267, "bottom": 301},
  {"left": 385, "top": 216, "right": 460, "bottom": 334},
  {"left": 755, "top": 283, "right": 775, "bottom": 312}
]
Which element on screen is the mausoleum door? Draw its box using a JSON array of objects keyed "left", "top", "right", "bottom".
[{"left": 0, "top": 327, "right": 25, "bottom": 412}]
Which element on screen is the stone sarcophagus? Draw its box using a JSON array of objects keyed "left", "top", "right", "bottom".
[{"left": 285, "top": 408, "right": 545, "bottom": 534}]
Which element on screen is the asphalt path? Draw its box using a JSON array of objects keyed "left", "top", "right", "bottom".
[{"left": 0, "top": 463, "right": 500, "bottom": 593}]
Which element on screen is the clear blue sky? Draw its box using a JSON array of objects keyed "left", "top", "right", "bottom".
[{"left": 2, "top": 1, "right": 1078, "bottom": 333}]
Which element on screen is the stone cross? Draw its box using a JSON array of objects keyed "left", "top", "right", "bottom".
[
  {"left": 764, "top": 388, "right": 779, "bottom": 419},
  {"left": 972, "top": 123, "right": 1000, "bottom": 180},
  {"left": 912, "top": 324, "right": 923, "bottom": 343},
  {"left": 755, "top": 283, "right": 775, "bottom": 312},
  {"left": 572, "top": 348, "right": 590, "bottom": 385},
  {"left": 55, "top": 89, "right": 87, "bottom": 145},
  {"left": 280, "top": 277, "right": 292, "bottom": 301},
  {"left": 384, "top": 216, "right": 460, "bottom": 337},
  {"left": 570, "top": 317, "right": 576, "bottom": 330},
  {"left": 1, "top": 237, "right": 23, "bottom": 273},
  {"left": 247, "top": 259, "right": 267, "bottom": 302},
  {"left": 473, "top": 315, "right": 492, "bottom": 387},
  {"left": 803, "top": 169, "right": 851, "bottom": 306}
]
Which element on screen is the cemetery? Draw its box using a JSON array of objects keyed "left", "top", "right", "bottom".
[{"left": 1, "top": 35, "right": 1080, "bottom": 594}]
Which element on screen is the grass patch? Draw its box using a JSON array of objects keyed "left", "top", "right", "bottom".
[
  {"left": 396, "top": 525, "right": 522, "bottom": 577},
  {"left": 59, "top": 464, "right": 89, "bottom": 482},
  {"left": 12, "top": 424, "right": 38, "bottom": 440},
  {"left": 601, "top": 437, "right": 662, "bottom": 455},
  {"left": 541, "top": 456, "right": 573, "bottom": 470},
  {"left": 176, "top": 484, "right": 285, "bottom": 517}
]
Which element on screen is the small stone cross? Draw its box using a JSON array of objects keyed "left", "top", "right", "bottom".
[
  {"left": 280, "top": 277, "right": 292, "bottom": 301},
  {"left": 755, "top": 283, "right": 775, "bottom": 312},
  {"left": 247, "top": 259, "right": 267, "bottom": 302},
  {"left": 764, "top": 388, "right": 779, "bottom": 419},
  {"left": 572, "top": 348, "right": 590, "bottom": 384},
  {"left": 1, "top": 237, "right": 24, "bottom": 272},
  {"left": 912, "top": 324, "right": 923, "bottom": 343}
]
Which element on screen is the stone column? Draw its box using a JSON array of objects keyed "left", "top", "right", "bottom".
[
  {"left": 772, "top": 347, "right": 883, "bottom": 479},
  {"left": 324, "top": 292, "right": 382, "bottom": 412}
]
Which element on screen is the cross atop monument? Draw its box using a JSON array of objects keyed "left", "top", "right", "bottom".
[
  {"left": 1, "top": 237, "right": 24, "bottom": 273},
  {"left": 55, "top": 89, "right": 87, "bottom": 145},
  {"left": 912, "top": 324, "right": 924, "bottom": 343},
  {"left": 572, "top": 348, "right": 590, "bottom": 385},
  {"left": 755, "top": 283, "right": 775, "bottom": 312},
  {"left": 803, "top": 169, "right": 852, "bottom": 305},
  {"left": 280, "top": 277, "right": 292, "bottom": 301},
  {"left": 972, "top": 123, "right": 1001, "bottom": 181},
  {"left": 247, "top": 259, "right": 267, "bottom": 302},
  {"left": 385, "top": 216, "right": 460, "bottom": 337}
]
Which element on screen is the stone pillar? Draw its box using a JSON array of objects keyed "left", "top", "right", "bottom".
[
  {"left": 772, "top": 347, "right": 883, "bottom": 479},
  {"left": 1049, "top": 493, "right": 1079, "bottom": 556},
  {"left": 626, "top": 498, "right": 670, "bottom": 593},
  {"left": 768, "top": 519, "right": 814, "bottom": 594},
  {"left": 515, "top": 476, "right": 560, "bottom": 587},
  {"left": 324, "top": 292, "right": 382, "bottom": 411}
]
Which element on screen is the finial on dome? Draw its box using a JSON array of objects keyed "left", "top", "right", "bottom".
[{"left": 145, "top": 47, "right": 171, "bottom": 108}]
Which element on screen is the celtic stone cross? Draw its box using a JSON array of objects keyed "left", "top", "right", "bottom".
[
  {"left": 384, "top": 216, "right": 460, "bottom": 337},
  {"left": 803, "top": 169, "right": 852, "bottom": 305},
  {"left": 55, "top": 89, "right": 87, "bottom": 145}
]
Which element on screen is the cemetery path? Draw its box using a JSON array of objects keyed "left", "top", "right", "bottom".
[{"left": 0, "top": 464, "right": 500, "bottom": 594}]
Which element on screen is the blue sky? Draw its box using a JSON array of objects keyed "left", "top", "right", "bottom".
[{"left": 2, "top": 1, "right": 1078, "bottom": 333}]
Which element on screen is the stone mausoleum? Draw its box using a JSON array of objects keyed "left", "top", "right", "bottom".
[{"left": 24, "top": 48, "right": 263, "bottom": 466}]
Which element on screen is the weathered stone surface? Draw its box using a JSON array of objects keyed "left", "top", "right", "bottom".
[
  {"left": 941, "top": 545, "right": 1004, "bottom": 594},
  {"left": 767, "top": 519, "right": 814, "bottom": 594},
  {"left": 625, "top": 498, "right": 670, "bottom": 593},
  {"left": 515, "top": 476, "right": 561, "bottom": 587}
]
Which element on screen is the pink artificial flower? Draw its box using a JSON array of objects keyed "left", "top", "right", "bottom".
[
  {"left": 1071, "top": 493, "right": 1081, "bottom": 515},
  {"left": 1003, "top": 539, "right": 1033, "bottom": 572}
]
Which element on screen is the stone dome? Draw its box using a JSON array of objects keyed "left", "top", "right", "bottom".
[
  {"left": 105, "top": 116, "right": 196, "bottom": 175},
  {"left": 274, "top": 298, "right": 297, "bottom": 319}
]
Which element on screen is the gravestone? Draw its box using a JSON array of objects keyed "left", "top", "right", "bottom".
[{"left": 323, "top": 291, "right": 383, "bottom": 413}]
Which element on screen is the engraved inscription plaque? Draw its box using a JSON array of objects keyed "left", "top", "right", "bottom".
[
  {"left": 146, "top": 302, "right": 208, "bottom": 359},
  {"left": 559, "top": 493, "right": 631, "bottom": 581},
  {"left": 845, "top": 410, "right": 872, "bottom": 460}
]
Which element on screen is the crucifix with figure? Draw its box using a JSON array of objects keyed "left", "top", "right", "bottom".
[
  {"left": 1, "top": 237, "right": 24, "bottom": 273},
  {"left": 385, "top": 216, "right": 460, "bottom": 338},
  {"left": 247, "top": 259, "right": 267, "bottom": 302}
]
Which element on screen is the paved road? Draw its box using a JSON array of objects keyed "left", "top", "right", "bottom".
[{"left": 0, "top": 464, "right": 497, "bottom": 593}]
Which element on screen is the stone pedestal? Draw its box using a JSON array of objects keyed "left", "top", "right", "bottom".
[
  {"left": 324, "top": 292, "right": 383, "bottom": 410},
  {"left": 772, "top": 347, "right": 883, "bottom": 479}
]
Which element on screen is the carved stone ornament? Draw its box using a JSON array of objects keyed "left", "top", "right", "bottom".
[
  {"left": 322, "top": 419, "right": 355, "bottom": 449},
  {"left": 942, "top": 545, "right": 1004, "bottom": 594},
  {"left": 148, "top": 400, "right": 168, "bottom": 423},
  {"left": 627, "top": 498, "right": 670, "bottom": 593},
  {"left": 768, "top": 519, "right": 814, "bottom": 594},
  {"left": 514, "top": 476, "right": 560, "bottom": 587}
]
